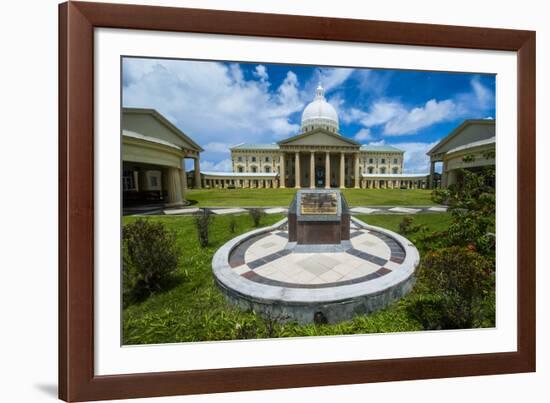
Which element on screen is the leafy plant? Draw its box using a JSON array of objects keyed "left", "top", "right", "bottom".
[
  {"left": 122, "top": 219, "right": 181, "bottom": 306},
  {"left": 415, "top": 246, "right": 495, "bottom": 329},
  {"left": 248, "top": 208, "right": 265, "bottom": 227},
  {"left": 194, "top": 209, "right": 214, "bottom": 247}
]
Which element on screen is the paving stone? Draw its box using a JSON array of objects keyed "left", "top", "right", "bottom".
[
  {"left": 264, "top": 208, "right": 288, "bottom": 214},
  {"left": 211, "top": 208, "right": 247, "bottom": 215},
  {"left": 388, "top": 207, "right": 422, "bottom": 214},
  {"left": 350, "top": 207, "right": 381, "bottom": 214}
]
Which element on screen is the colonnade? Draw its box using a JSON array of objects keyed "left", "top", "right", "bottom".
[
  {"left": 279, "top": 150, "right": 360, "bottom": 189},
  {"left": 203, "top": 178, "right": 278, "bottom": 189},
  {"left": 361, "top": 178, "right": 427, "bottom": 189}
]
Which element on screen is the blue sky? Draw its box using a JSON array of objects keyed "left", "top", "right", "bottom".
[{"left": 122, "top": 57, "right": 495, "bottom": 173}]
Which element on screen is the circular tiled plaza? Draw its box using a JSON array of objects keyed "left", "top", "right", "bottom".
[{"left": 212, "top": 217, "right": 419, "bottom": 324}]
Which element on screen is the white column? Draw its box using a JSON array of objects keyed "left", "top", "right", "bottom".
[
  {"left": 194, "top": 158, "right": 201, "bottom": 189},
  {"left": 325, "top": 152, "right": 331, "bottom": 189},
  {"left": 178, "top": 169, "right": 186, "bottom": 201},
  {"left": 339, "top": 152, "right": 345, "bottom": 189},
  {"left": 165, "top": 167, "right": 183, "bottom": 206},
  {"left": 295, "top": 152, "right": 301, "bottom": 189},
  {"left": 354, "top": 153, "right": 360, "bottom": 189},
  {"left": 279, "top": 153, "right": 285, "bottom": 188},
  {"left": 310, "top": 151, "right": 315, "bottom": 188}
]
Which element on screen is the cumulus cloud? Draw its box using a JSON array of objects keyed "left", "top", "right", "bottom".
[
  {"left": 382, "top": 99, "right": 456, "bottom": 135},
  {"left": 200, "top": 158, "right": 233, "bottom": 172},
  {"left": 353, "top": 128, "right": 372, "bottom": 141},
  {"left": 123, "top": 59, "right": 303, "bottom": 147},
  {"left": 340, "top": 76, "right": 493, "bottom": 136},
  {"left": 390, "top": 141, "right": 439, "bottom": 173},
  {"left": 253, "top": 64, "right": 269, "bottom": 82}
]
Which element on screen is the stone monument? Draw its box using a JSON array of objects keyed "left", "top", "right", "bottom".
[{"left": 288, "top": 189, "right": 350, "bottom": 245}]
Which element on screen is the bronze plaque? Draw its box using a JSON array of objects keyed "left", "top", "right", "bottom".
[{"left": 300, "top": 192, "right": 338, "bottom": 215}]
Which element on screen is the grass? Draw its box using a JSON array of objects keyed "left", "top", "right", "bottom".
[
  {"left": 123, "top": 212, "right": 452, "bottom": 345},
  {"left": 357, "top": 213, "right": 453, "bottom": 245},
  {"left": 184, "top": 188, "right": 437, "bottom": 207}
]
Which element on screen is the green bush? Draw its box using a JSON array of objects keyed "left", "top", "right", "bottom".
[
  {"left": 248, "top": 208, "right": 265, "bottom": 227},
  {"left": 415, "top": 246, "right": 495, "bottom": 329},
  {"left": 123, "top": 219, "right": 181, "bottom": 305},
  {"left": 194, "top": 209, "right": 214, "bottom": 247}
]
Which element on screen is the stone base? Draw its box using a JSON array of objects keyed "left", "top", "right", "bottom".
[{"left": 211, "top": 217, "right": 420, "bottom": 324}]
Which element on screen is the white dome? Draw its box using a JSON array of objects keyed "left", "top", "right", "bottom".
[{"left": 301, "top": 84, "right": 339, "bottom": 133}]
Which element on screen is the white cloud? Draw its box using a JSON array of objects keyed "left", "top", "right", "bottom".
[
  {"left": 253, "top": 64, "right": 269, "bottom": 82},
  {"left": 391, "top": 141, "right": 438, "bottom": 173},
  {"left": 383, "top": 99, "right": 456, "bottom": 135},
  {"left": 318, "top": 68, "right": 355, "bottom": 92},
  {"left": 353, "top": 128, "right": 372, "bottom": 141},
  {"left": 200, "top": 158, "right": 233, "bottom": 172},
  {"left": 360, "top": 101, "right": 407, "bottom": 127},
  {"left": 123, "top": 59, "right": 303, "bottom": 149},
  {"left": 203, "top": 142, "right": 233, "bottom": 153}
]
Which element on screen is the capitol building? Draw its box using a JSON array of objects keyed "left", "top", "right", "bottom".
[{"left": 214, "top": 85, "right": 428, "bottom": 190}]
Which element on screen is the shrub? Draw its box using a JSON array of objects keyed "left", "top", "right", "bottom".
[
  {"left": 248, "top": 208, "right": 265, "bottom": 227},
  {"left": 122, "top": 219, "right": 180, "bottom": 305},
  {"left": 398, "top": 216, "right": 423, "bottom": 235},
  {"left": 194, "top": 209, "right": 214, "bottom": 247},
  {"left": 228, "top": 216, "right": 237, "bottom": 234},
  {"left": 415, "top": 246, "right": 495, "bottom": 329}
]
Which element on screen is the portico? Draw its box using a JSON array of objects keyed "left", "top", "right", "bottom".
[{"left": 122, "top": 108, "right": 204, "bottom": 207}]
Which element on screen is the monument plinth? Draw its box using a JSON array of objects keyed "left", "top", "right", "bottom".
[{"left": 288, "top": 189, "right": 350, "bottom": 244}]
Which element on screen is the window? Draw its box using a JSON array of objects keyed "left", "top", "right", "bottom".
[
  {"left": 265, "top": 167, "right": 271, "bottom": 173},
  {"left": 380, "top": 167, "right": 386, "bottom": 174},
  {"left": 368, "top": 158, "right": 374, "bottom": 164},
  {"left": 367, "top": 167, "right": 374, "bottom": 174},
  {"left": 381, "top": 158, "right": 386, "bottom": 164},
  {"left": 238, "top": 167, "right": 244, "bottom": 173},
  {"left": 251, "top": 167, "right": 257, "bottom": 173},
  {"left": 392, "top": 167, "right": 398, "bottom": 174},
  {"left": 251, "top": 156, "right": 256, "bottom": 162},
  {"left": 150, "top": 176, "right": 158, "bottom": 187},
  {"left": 265, "top": 156, "right": 270, "bottom": 162},
  {"left": 393, "top": 158, "right": 398, "bottom": 164},
  {"left": 237, "top": 156, "right": 242, "bottom": 162}
]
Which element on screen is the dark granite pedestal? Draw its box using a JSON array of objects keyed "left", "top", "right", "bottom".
[{"left": 288, "top": 189, "right": 350, "bottom": 245}]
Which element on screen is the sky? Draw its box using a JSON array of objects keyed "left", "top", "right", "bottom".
[{"left": 122, "top": 57, "right": 495, "bottom": 174}]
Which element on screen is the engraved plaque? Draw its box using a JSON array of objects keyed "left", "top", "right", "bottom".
[{"left": 300, "top": 192, "right": 338, "bottom": 215}]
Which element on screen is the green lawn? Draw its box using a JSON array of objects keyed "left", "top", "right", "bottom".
[
  {"left": 185, "top": 188, "right": 437, "bottom": 207},
  {"left": 122, "top": 212, "right": 451, "bottom": 345}
]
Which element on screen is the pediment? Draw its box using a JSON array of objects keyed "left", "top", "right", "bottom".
[{"left": 278, "top": 129, "right": 359, "bottom": 148}]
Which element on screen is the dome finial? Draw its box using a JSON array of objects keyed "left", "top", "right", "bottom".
[{"left": 315, "top": 83, "right": 325, "bottom": 99}]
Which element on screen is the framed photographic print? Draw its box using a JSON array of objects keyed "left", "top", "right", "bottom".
[{"left": 59, "top": 1, "right": 536, "bottom": 401}]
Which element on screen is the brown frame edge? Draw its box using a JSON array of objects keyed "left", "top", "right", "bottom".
[{"left": 59, "top": 1, "right": 536, "bottom": 401}]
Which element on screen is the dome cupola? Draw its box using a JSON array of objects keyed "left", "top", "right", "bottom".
[{"left": 301, "top": 84, "right": 339, "bottom": 134}]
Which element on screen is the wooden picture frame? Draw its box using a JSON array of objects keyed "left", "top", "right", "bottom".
[{"left": 59, "top": 1, "right": 536, "bottom": 401}]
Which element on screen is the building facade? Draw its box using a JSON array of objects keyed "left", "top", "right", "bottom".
[
  {"left": 427, "top": 119, "right": 495, "bottom": 188},
  {"left": 122, "top": 108, "right": 203, "bottom": 207},
  {"left": 222, "top": 85, "right": 426, "bottom": 190}
]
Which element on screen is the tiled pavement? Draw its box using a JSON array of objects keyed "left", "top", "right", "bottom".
[{"left": 228, "top": 225, "right": 407, "bottom": 289}]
